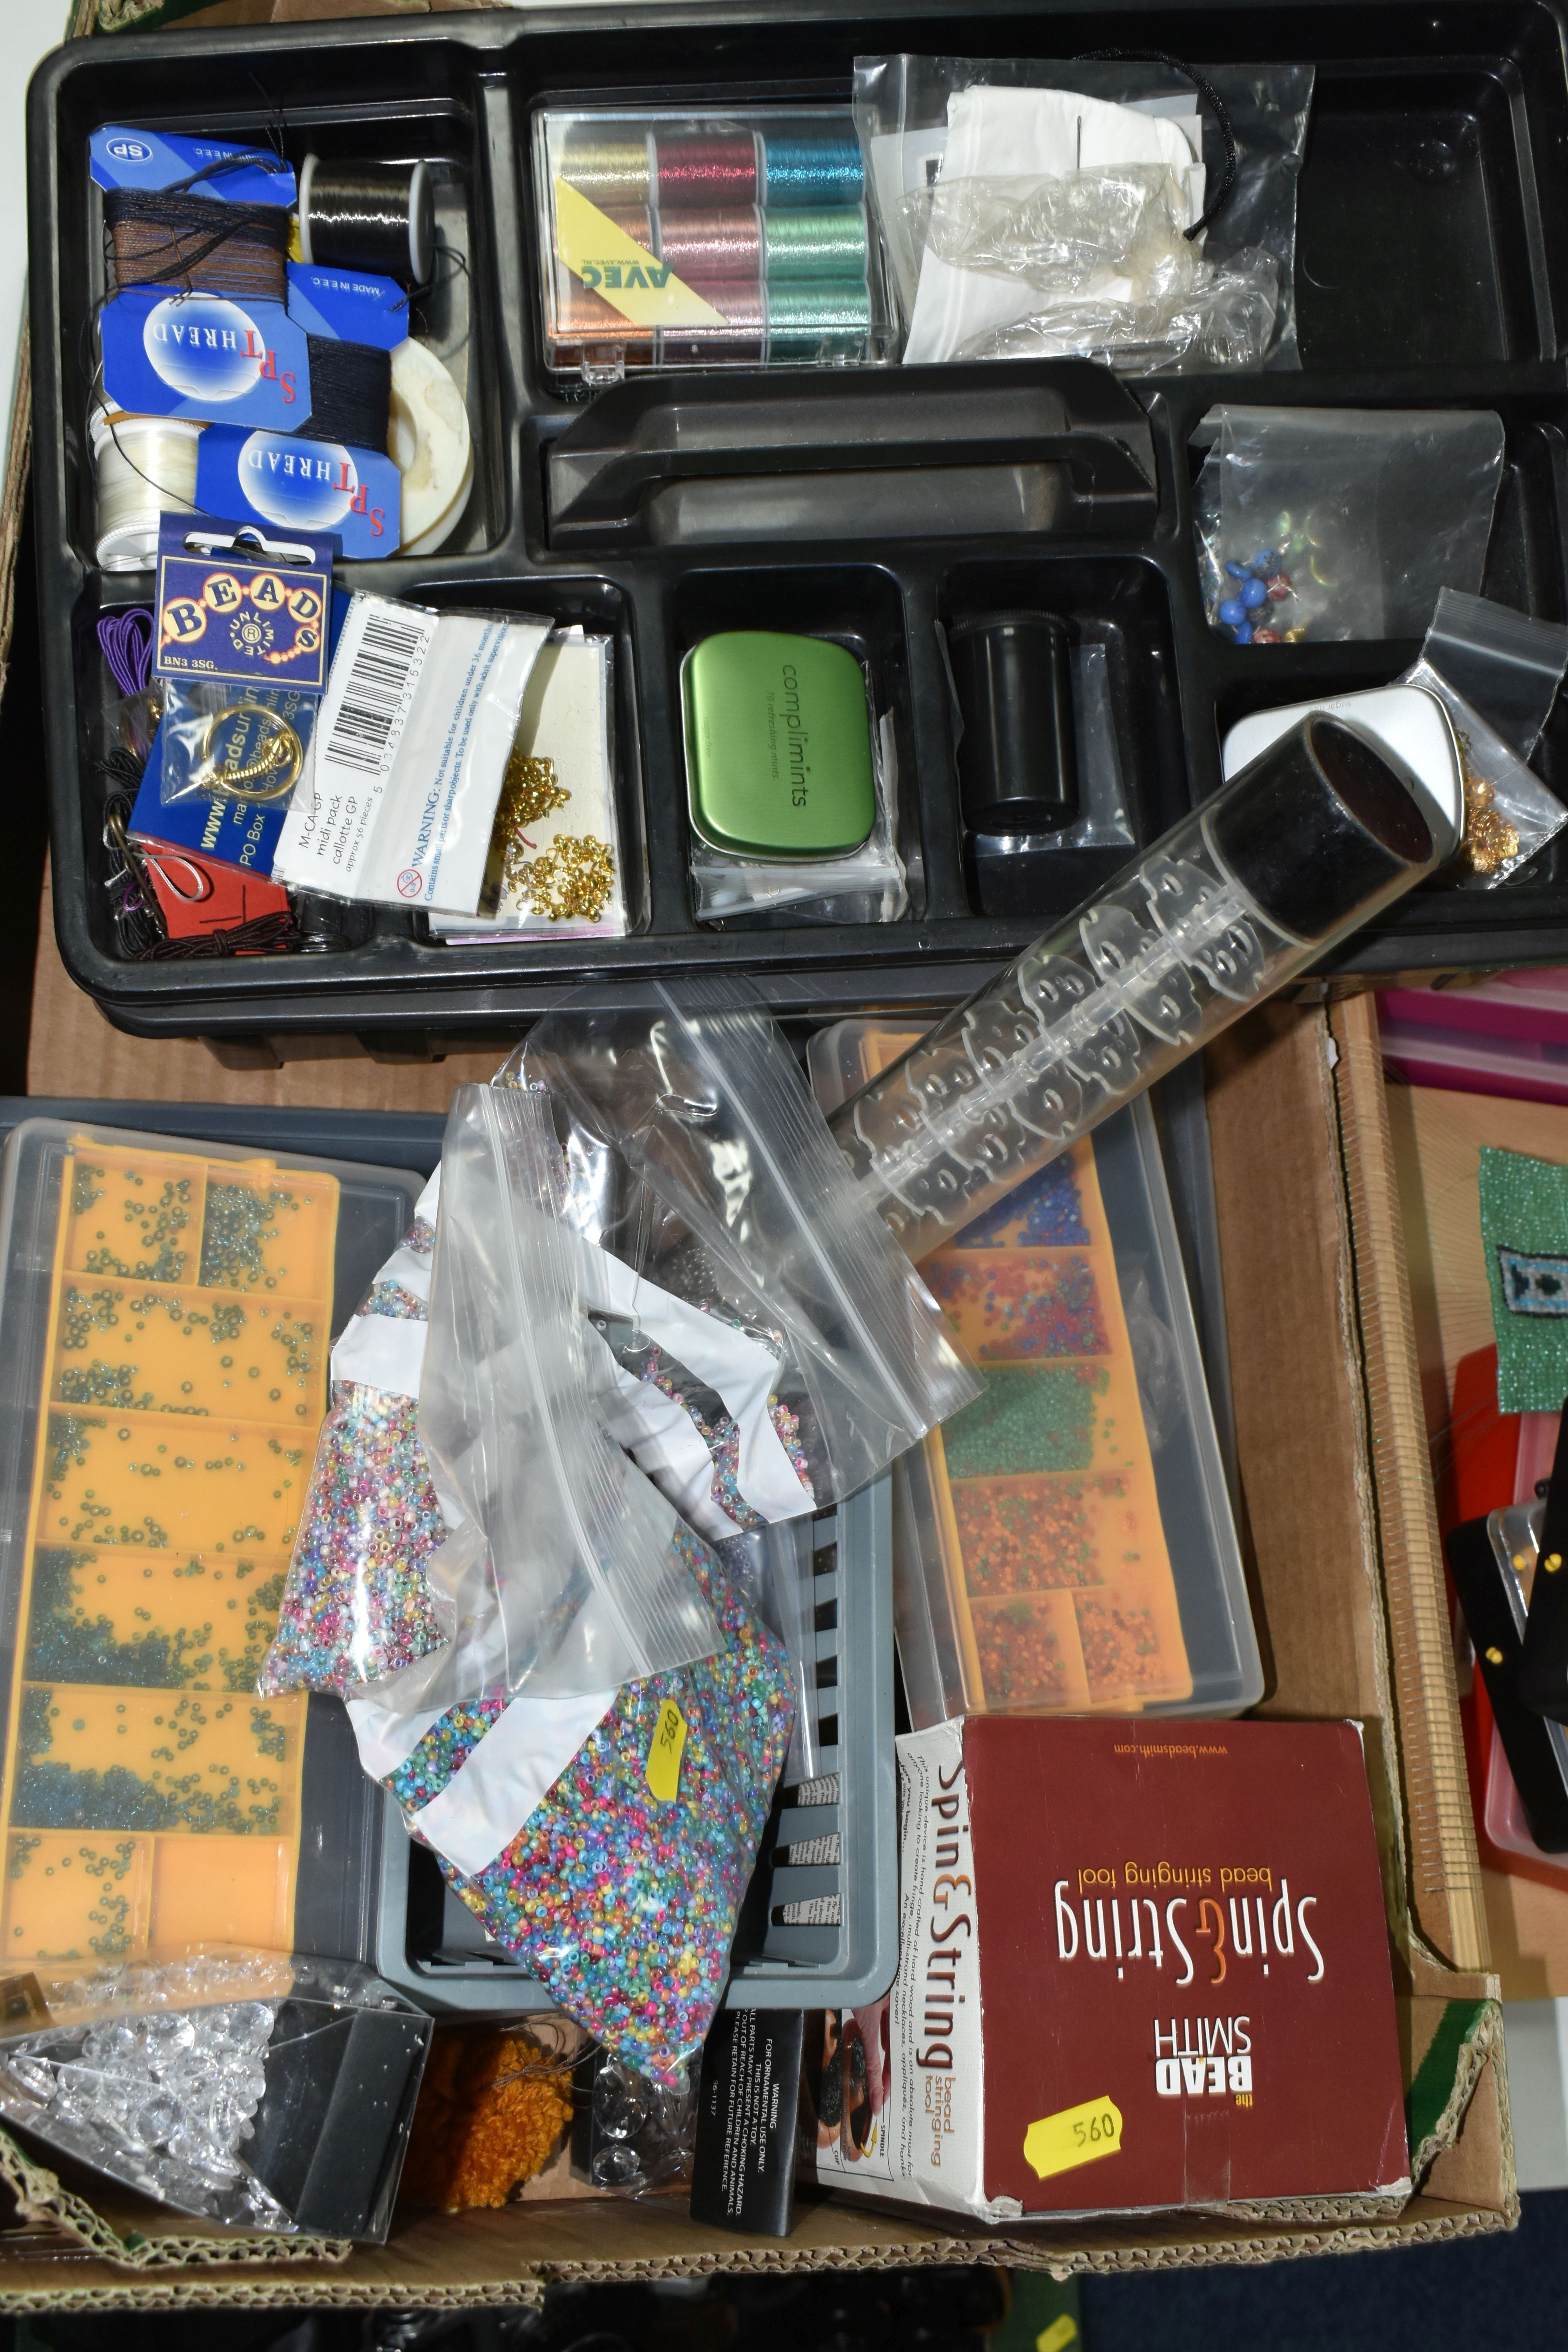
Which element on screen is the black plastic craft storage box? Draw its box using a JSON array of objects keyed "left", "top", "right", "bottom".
[{"left": 28, "top": 0, "right": 1568, "bottom": 1051}]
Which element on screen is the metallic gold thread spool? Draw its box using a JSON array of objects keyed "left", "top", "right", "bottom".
[{"left": 557, "top": 131, "right": 653, "bottom": 207}]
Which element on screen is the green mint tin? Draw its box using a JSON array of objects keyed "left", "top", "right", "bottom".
[{"left": 681, "top": 630, "right": 877, "bottom": 860}]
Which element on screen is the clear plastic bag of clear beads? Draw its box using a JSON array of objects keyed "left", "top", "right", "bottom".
[{"left": 0, "top": 1948, "right": 431, "bottom": 2241}]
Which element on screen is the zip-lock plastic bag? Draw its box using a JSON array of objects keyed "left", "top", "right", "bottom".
[
  {"left": 1398, "top": 589, "right": 1568, "bottom": 886},
  {"left": 855, "top": 54, "right": 1313, "bottom": 372},
  {"left": 508, "top": 980, "right": 981, "bottom": 1511},
  {"left": 898, "top": 161, "right": 1279, "bottom": 371},
  {"left": 367, "top": 1519, "right": 794, "bottom": 2083},
  {"left": 272, "top": 595, "right": 552, "bottom": 916},
  {"left": 690, "top": 706, "right": 908, "bottom": 927},
  {"left": 259, "top": 1178, "right": 449, "bottom": 1700},
  {"left": 158, "top": 680, "right": 320, "bottom": 809},
  {"left": 362, "top": 1083, "right": 722, "bottom": 1722},
  {"left": 1194, "top": 407, "right": 1505, "bottom": 643}
]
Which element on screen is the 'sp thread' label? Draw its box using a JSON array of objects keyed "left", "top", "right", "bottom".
[
  {"left": 1022, "top": 2094, "right": 1123, "bottom": 2182},
  {"left": 646, "top": 1699, "right": 687, "bottom": 1803}
]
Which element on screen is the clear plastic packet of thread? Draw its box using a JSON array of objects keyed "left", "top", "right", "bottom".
[
  {"left": 259, "top": 1199, "right": 448, "bottom": 1699},
  {"left": 853, "top": 54, "right": 1314, "bottom": 370},
  {"left": 158, "top": 679, "right": 321, "bottom": 808},
  {"left": 383, "top": 1522, "right": 794, "bottom": 2082},
  {"left": 893, "top": 166, "right": 1281, "bottom": 373}
]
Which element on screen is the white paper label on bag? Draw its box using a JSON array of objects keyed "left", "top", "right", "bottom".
[
  {"left": 274, "top": 594, "right": 550, "bottom": 915},
  {"left": 409, "top": 1684, "right": 620, "bottom": 1876},
  {"left": 570, "top": 1232, "right": 815, "bottom": 1525},
  {"left": 330, "top": 1310, "right": 430, "bottom": 1397}
]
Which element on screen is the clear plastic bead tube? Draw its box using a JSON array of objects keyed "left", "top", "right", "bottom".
[{"left": 830, "top": 715, "right": 1437, "bottom": 1260}]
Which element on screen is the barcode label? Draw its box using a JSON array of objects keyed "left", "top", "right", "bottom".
[{"left": 322, "top": 606, "right": 432, "bottom": 777}]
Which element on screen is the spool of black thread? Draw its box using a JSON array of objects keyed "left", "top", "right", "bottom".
[
  {"left": 948, "top": 610, "right": 1079, "bottom": 835},
  {"left": 298, "top": 154, "right": 435, "bottom": 288},
  {"left": 298, "top": 336, "right": 393, "bottom": 454}
]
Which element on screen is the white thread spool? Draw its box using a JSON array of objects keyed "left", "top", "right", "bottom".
[
  {"left": 388, "top": 339, "right": 472, "bottom": 554},
  {"left": 91, "top": 410, "right": 205, "bottom": 572}
]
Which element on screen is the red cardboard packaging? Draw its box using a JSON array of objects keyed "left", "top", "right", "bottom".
[{"left": 814, "top": 1716, "right": 1409, "bottom": 2223}]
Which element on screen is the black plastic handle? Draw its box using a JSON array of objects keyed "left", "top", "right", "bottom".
[{"left": 546, "top": 361, "right": 1159, "bottom": 545}]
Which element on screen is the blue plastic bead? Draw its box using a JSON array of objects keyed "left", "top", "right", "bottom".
[
  {"left": 1224, "top": 560, "right": 1247, "bottom": 579},
  {"left": 1253, "top": 549, "right": 1277, "bottom": 572},
  {"left": 1232, "top": 622, "right": 1254, "bottom": 645},
  {"left": 1218, "top": 597, "right": 1246, "bottom": 626},
  {"left": 1240, "top": 576, "right": 1268, "bottom": 611}
]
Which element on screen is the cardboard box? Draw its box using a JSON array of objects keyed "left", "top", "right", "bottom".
[
  {"left": 810, "top": 1717, "right": 1412, "bottom": 2225},
  {"left": 0, "top": 995, "right": 1513, "bottom": 2307}
]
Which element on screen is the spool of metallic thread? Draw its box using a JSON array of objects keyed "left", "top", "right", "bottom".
[
  {"left": 766, "top": 279, "right": 873, "bottom": 347},
  {"left": 554, "top": 275, "right": 658, "bottom": 343},
  {"left": 763, "top": 206, "right": 868, "bottom": 283},
  {"left": 556, "top": 129, "right": 653, "bottom": 207},
  {"left": 761, "top": 129, "right": 865, "bottom": 207},
  {"left": 92, "top": 410, "right": 205, "bottom": 572},
  {"left": 552, "top": 205, "right": 658, "bottom": 344},
  {"left": 654, "top": 131, "right": 760, "bottom": 207},
  {"left": 655, "top": 206, "right": 762, "bottom": 282},
  {"left": 658, "top": 280, "right": 767, "bottom": 364}
]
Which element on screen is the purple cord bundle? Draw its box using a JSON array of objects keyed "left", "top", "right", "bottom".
[{"left": 97, "top": 608, "right": 154, "bottom": 699}]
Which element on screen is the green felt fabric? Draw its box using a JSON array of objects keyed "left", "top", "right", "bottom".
[{"left": 1480, "top": 1143, "right": 1568, "bottom": 1411}]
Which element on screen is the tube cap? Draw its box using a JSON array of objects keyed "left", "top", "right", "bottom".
[{"left": 1207, "top": 713, "right": 1435, "bottom": 942}]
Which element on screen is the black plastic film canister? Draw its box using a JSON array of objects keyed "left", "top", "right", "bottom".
[
  {"left": 947, "top": 610, "right": 1079, "bottom": 834},
  {"left": 1206, "top": 712, "right": 1435, "bottom": 942}
]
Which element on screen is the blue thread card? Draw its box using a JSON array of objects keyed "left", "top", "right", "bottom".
[
  {"left": 196, "top": 428, "right": 401, "bottom": 560},
  {"left": 91, "top": 126, "right": 296, "bottom": 208},
  {"left": 100, "top": 290, "right": 312, "bottom": 430},
  {"left": 285, "top": 263, "right": 407, "bottom": 350},
  {"left": 155, "top": 514, "right": 334, "bottom": 691}
]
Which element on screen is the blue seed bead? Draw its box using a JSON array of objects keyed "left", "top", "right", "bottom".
[
  {"left": 1253, "top": 549, "right": 1277, "bottom": 572},
  {"left": 1224, "top": 559, "right": 1248, "bottom": 579},
  {"left": 1240, "top": 576, "right": 1267, "bottom": 611},
  {"left": 1232, "top": 622, "right": 1254, "bottom": 645},
  {"left": 1218, "top": 596, "right": 1246, "bottom": 626}
]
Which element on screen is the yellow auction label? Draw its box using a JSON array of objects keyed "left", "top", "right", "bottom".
[
  {"left": 645, "top": 1699, "right": 688, "bottom": 1802},
  {"left": 554, "top": 180, "right": 727, "bottom": 328},
  {"left": 1022, "top": 2095, "right": 1123, "bottom": 2182}
]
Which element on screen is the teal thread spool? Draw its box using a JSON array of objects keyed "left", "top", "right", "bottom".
[
  {"left": 763, "top": 206, "right": 868, "bottom": 283},
  {"left": 765, "top": 278, "right": 873, "bottom": 351},
  {"left": 761, "top": 130, "right": 864, "bottom": 207}
]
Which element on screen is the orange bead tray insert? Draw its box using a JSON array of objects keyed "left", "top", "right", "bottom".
[{"left": 0, "top": 1137, "right": 338, "bottom": 1969}]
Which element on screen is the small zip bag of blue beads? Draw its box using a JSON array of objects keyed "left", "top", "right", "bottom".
[{"left": 1194, "top": 405, "right": 1504, "bottom": 644}]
